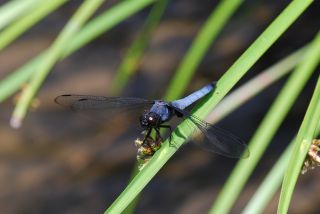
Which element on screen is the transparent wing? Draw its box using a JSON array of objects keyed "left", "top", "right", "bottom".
[
  {"left": 169, "top": 104, "right": 249, "bottom": 158},
  {"left": 187, "top": 114, "right": 249, "bottom": 158},
  {"left": 55, "top": 95, "right": 154, "bottom": 110},
  {"left": 55, "top": 94, "right": 155, "bottom": 124}
]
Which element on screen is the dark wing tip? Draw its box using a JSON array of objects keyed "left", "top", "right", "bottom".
[
  {"left": 54, "top": 95, "right": 62, "bottom": 104},
  {"left": 54, "top": 94, "right": 67, "bottom": 102},
  {"left": 78, "top": 98, "right": 88, "bottom": 101},
  {"left": 54, "top": 94, "right": 76, "bottom": 108}
]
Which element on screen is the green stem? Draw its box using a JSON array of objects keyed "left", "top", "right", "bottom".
[
  {"left": 111, "top": 0, "right": 169, "bottom": 95},
  {"left": 191, "top": 0, "right": 312, "bottom": 119},
  {"left": 207, "top": 46, "right": 306, "bottom": 124},
  {"left": 243, "top": 143, "right": 294, "bottom": 214},
  {"left": 207, "top": 46, "right": 308, "bottom": 214},
  {"left": 0, "top": 0, "right": 69, "bottom": 50},
  {"left": 244, "top": 35, "right": 320, "bottom": 214},
  {"left": 105, "top": 1, "right": 313, "bottom": 213},
  {"left": 0, "top": 0, "right": 156, "bottom": 103},
  {"left": 243, "top": 123, "right": 320, "bottom": 214},
  {"left": 164, "top": 0, "right": 244, "bottom": 101},
  {"left": 122, "top": 167, "right": 141, "bottom": 214},
  {"left": 121, "top": 0, "right": 242, "bottom": 211},
  {"left": 278, "top": 36, "right": 320, "bottom": 213},
  {"left": 62, "top": 0, "right": 156, "bottom": 57},
  {"left": 121, "top": 2, "right": 169, "bottom": 213},
  {"left": 10, "top": 0, "right": 105, "bottom": 128},
  {"left": 278, "top": 77, "right": 320, "bottom": 212},
  {"left": 0, "top": 0, "right": 42, "bottom": 30},
  {"left": 209, "top": 32, "right": 319, "bottom": 214}
]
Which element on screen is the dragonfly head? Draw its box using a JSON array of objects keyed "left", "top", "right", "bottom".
[{"left": 140, "top": 111, "right": 161, "bottom": 128}]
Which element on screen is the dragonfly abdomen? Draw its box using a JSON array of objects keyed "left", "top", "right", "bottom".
[{"left": 170, "top": 82, "right": 215, "bottom": 110}]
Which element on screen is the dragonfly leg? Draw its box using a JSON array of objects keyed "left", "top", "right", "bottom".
[
  {"left": 143, "top": 128, "right": 152, "bottom": 146},
  {"left": 160, "top": 124, "right": 172, "bottom": 131},
  {"left": 155, "top": 128, "right": 163, "bottom": 142},
  {"left": 159, "top": 124, "right": 174, "bottom": 145}
]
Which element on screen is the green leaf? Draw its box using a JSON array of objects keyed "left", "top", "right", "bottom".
[{"left": 278, "top": 33, "right": 320, "bottom": 213}]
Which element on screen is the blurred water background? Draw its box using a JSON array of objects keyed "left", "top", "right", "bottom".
[{"left": 0, "top": 0, "right": 319, "bottom": 213}]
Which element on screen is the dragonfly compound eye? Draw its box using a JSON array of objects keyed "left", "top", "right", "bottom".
[
  {"left": 139, "top": 112, "right": 160, "bottom": 128},
  {"left": 147, "top": 112, "right": 160, "bottom": 127}
]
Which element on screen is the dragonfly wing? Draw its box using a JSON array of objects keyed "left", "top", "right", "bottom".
[
  {"left": 55, "top": 95, "right": 154, "bottom": 110},
  {"left": 187, "top": 114, "right": 249, "bottom": 158},
  {"left": 169, "top": 105, "right": 248, "bottom": 158},
  {"left": 55, "top": 95, "right": 155, "bottom": 125}
]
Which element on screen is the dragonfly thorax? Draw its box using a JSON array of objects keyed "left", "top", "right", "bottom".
[{"left": 140, "top": 111, "right": 162, "bottom": 128}]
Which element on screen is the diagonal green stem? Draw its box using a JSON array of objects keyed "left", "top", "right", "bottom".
[
  {"left": 121, "top": 1, "right": 242, "bottom": 211},
  {"left": 244, "top": 34, "right": 320, "bottom": 214},
  {"left": 105, "top": 1, "right": 313, "bottom": 213},
  {"left": 207, "top": 46, "right": 306, "bottom": 124},
  {"left": 0, "top": 0, "right": 69, "bottom": 50},
  {"left": 278, "top": 35, "right": 320, "bottom": 213},
  {"left": 120, "top": 1, "right": 170, "bottom": 213},
  {"left": 0, "top": 0, "right": 156, "bottom": 103},
  {"left": 243, "top": 125, "right": 320, "bottom": 214},
  {"left": 278, "top": 76, "right": 320, "bottom": 212},
  {"left": 0, "top": 0, "right": 42, "bottom": 31},
  {"left": 243, "top": 143, "right": 294, "bottom": 214},
  {"left": 111, "top": 0, "right": 169, "bottom": 95},
  {"left": 190, "top": 0, "right": 313, "bottom": 119},
  {"left": 207, "top": 45, "right": 309, "bottom": 214},
  {"left": 10, "top": 0, "right": 105, "bottom": 128},
  {"left": 209, "top": 32, "right": 320, "bottom": 214},
  {"left": 164, "top": 0, "right": 244, "bottom": 101}
]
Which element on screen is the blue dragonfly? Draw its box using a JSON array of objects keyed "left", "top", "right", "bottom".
[{"left": 55, "top": 82, "right": 249, "bottom": 158}]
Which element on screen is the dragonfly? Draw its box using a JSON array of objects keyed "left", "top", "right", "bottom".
[{"left": 55, "top": 82, "right": 249, "bottom": 158}]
